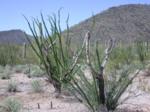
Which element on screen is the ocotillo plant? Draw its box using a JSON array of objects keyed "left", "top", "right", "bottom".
[
  {"left": 25, "top": 13, "right": 85, "bottom": 94},
  {"left": 69, "top": 32, "right": 141, "bottom": 112}
]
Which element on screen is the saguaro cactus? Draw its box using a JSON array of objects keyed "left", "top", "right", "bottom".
[{"left": 22, "top": 42, "right": 26, "bottom": 59}]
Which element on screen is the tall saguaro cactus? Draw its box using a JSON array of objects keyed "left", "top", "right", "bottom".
[{"left": 22, "top": 42, "right": 26, "bottom": 59}]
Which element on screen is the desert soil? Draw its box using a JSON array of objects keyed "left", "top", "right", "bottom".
[
  {"left": 0, "top": 73, "right": 89, "bottom": 112},
  {"left": 116, "top": 69, "right": 150, "bottom": 112},
  {"left": 0, "top": 68, "right": 150, "bottom": 112}
]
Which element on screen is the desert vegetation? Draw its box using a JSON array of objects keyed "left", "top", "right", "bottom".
[{"left": 0, "top": 7, "right": 150, "bottom": 112}]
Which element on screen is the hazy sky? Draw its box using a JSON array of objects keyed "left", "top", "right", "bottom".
[{"left": 0, "top": 0, "right": 150, "bottom": 34}]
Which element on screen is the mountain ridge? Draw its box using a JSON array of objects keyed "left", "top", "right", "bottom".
[
  {"left": 67, "top": 4, "right": 150, "bottom": 43},
  {"left": 0, "top": 29, "right": 30, "bottom": 44},
  {"left": 1, "top": 4, "right": 150, "bottom": 44}
]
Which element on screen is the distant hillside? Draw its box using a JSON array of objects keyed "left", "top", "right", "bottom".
[
  {"left": 0, "top": 29, "right": 30, "bottom": 44},
  {"left": 67, "top": 4, "right": 150, "bottom": 43}
]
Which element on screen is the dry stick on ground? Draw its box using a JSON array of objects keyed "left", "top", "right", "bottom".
[
  {"left": 50, "top": 101, "right": 53, "bottom": 109},
  {"left": 37, "top": 103, "right": 40, "bottom": 109}
]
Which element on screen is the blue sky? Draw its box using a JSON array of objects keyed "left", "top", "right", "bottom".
[{"left": 0, "top": 0, "right": 150, "bottom": 34}]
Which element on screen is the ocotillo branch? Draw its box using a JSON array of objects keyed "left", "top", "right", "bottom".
[{"left": 97, "top": 38, "right": 114, "bottom": 104}]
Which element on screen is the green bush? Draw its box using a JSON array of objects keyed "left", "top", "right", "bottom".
[
  {"left": 31, "top": 80, "right": 43, "bottom": 93},
  {"left": 0, "top": 65, "right": 13, "bottom": 79},
  {"left": 136, "top": 41, "right": 149, "bottom": 64},
  {"left": 13, "top": 65, "right": 26, "bottom": 73},
  {"left": 0, "top": 44, "right": 21, "bottom": 66},
  {"left": 25, "top": 13, "right": 84, "bottom": 94},
  {"left": 7, "top": 80, "right": 18, "bottom": 92},
  {"left": 0, "top": 72, "right": 11, "bottom": 80},
  {"left": 28, "top": 65, "right": 44, "bottom": 77},
  {"left": 0, "top": 66, "right": 4, "bottom": 73},
  {"left": 68, "top": 34, "right": 143, "bottom": 112},
  {"left": 0, "top": 97, "right": 22, "bottom": 112}
]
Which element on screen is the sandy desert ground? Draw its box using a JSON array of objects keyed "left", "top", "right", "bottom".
[
  {"left": 0, "top": 73, "right": 89, "bottom": 112},
  {"left": 0, "top": 67, "right": 150, "bottom": 112}
]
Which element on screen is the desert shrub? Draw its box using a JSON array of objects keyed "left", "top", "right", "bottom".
[
  {"left": 25, "top": 13, "right": 85, "bottom": 93},
  {"left": 28, "top": 65, "right": 44, "bottom": 77},
  {"left": 13, "top": 65, "right": 26, "bottom": 73},
  {"left": 108, "top": 45, "right": 135, "bottom": 70},
  {"left": 105, "top": 64, "right": 140, "bottom": 110},
  {"left": 68, "top": 32, "right": 142, "bottom": 112},
  {"left": 70, "top": 61, "right": 140, "bottom": 112},
  {"left": 0, "top": 65, "right": 13, "bottom": 79},
  {"left": 7, "top": 80, "right": 18, "bottom": 92},
  {"left": 0, "top": 44, "right": 21, "bottom": 66},
  {"left": 0, "top": 66, "right": 4, "bottom": 73},
  {"left": 31, "top": 80, "right": 43, "bottom": 93},
  {"left": 22, "top": 45, "right": 39, "bottom": 64},
  {"left": 0, "top": 43, "right": 38, "bottom": 66},
  {"left": 12, "top": 64, "right": 44, "bottom": 78},
  {"left": 0, "top": 97, "right": 22, "bottom": 112},
  {"left": 136, "top": 41, "right": 149, "bottom": 64},
  {"left": 67, "top": 68, "right": 99, "bottom": 111},
  {"left": 0, "top": 72, "right": 11, "bottom": 80}
]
